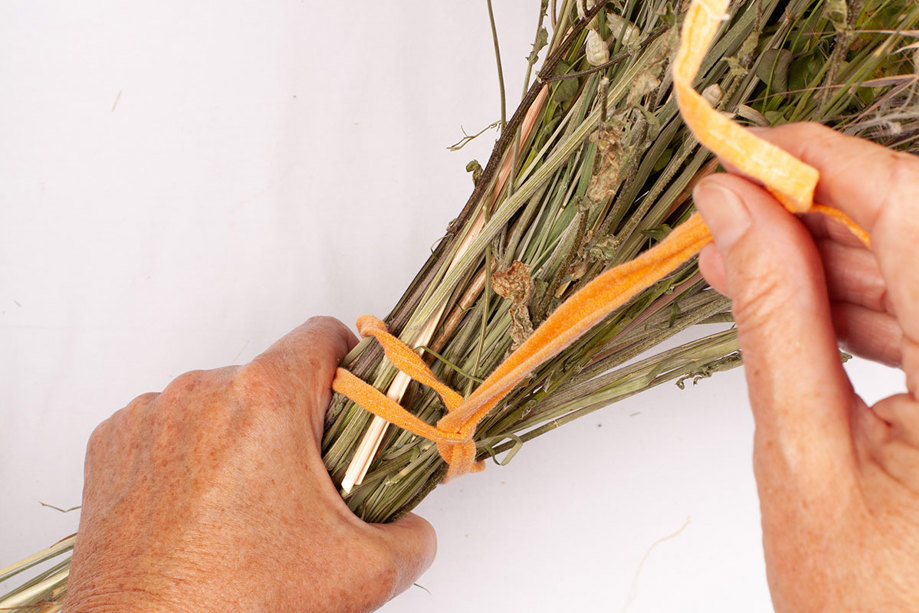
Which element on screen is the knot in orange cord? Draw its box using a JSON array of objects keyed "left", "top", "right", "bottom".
[{"left": 331, "top": 0, "right": 871, "bottom": 483}]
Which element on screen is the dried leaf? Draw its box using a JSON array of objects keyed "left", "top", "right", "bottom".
[
  {"left": 552, "top": 61, "right": 579, "bottom": 103},
  {"left": 492, "top": 261, "right": 535, "bottom": 348},
  {"left": 626, "top": 69, "right": 662, "bottom": 107},
  {"left": 701, "top": 83, "right": 723, "bottom": 107},
  {"left": 586, "top": 123, "right": 624, "bottom": 203},
  {"left": 724, "top": 30, "right": 759, "bottom": 76},
  {"left": 606, "top": 12, "right": 641, "bottom": 46},
  {"left": 587, "top": 234, "right": 621, "bottom": 262},
  {"left": 756, "top": 48, "right": 793, "bottom": 92},
  {"left": 527, "top": 26, "right": 549, "bottom": 65},
  {"left": 466, "top": 160, "right": 483, "bottom": 185},
  {"left": 823, "top": 0, "right": 847, "bottom": 31}
]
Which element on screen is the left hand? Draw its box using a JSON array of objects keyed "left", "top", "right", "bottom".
[{"left": 66, "top": 316, "right": 436, "bottom": 612}]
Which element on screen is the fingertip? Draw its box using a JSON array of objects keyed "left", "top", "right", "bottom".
[
  {"left": 390, "top": 512, "right": 437, "bottom": 571},
  {"left": 372, "top": 512, "right": 437, "bottom": 597},
  {"left": 693, "top": 175, "right": 753, "bottom": 251},
  {"left": 302, "top": 315, "right": 360, "bottom": 355}
]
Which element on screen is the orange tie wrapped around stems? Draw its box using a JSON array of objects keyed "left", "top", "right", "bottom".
[{"left": 331, "top": 0, "right": 870, "bottom": 482}]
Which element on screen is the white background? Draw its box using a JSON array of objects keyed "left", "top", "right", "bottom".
[{"left": 0, "top": 2, "right": 906, "bottom": 611}]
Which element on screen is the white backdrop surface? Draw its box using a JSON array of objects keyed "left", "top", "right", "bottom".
[{"left": 0, "top": 2, "right": 906, "bottom": 612}]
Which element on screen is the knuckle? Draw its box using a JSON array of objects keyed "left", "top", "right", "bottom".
[
  {"left": 305, "top": 314, "right": 331, "bottom": 327},
  {"left": 84, "top": 421, "right": 110, "bottom": 482},
  {"left": 888, "top": 149, "right": 919, "bottom": 183},
  {"left": 127, "top": 391, "right": 159, "bottom": 410},
  {"left": 231, "top": 359, "right": 285, "bottom": 407},
  {"left": 789, "top": 121, "right": 839, "bottom": 160},
  {"left": 304, "top": 315, "right": 354, "bottom": 349},
  {"left": 86, "top": 394, "right": 151, "bottom": 459},
  {"left": 793, "top": 122, "right": 838, "bottom": 162},
  {"left": 730, "top": 264, "right": 789, "bottom": 332},
  {"left": 160, "top": 369, "right": 208, "bottom": 404},
  {"left": 874, "top": 284, "right": 894, "bottom": 317},
  {"left": 157, "top": 369, "right": 234, "bottom": 425},
  {"left": 86, "top": 419, "right": 112, "bottom": 455},
  {"left": 884, "top": 150, "right": 919, "bottom": 215},
  {"left": 796, "top": 121, "right": 832, "bottom": 140},
  {"left": 799, "top": 122, "right": 840, "bottom": 151},
  {"left": 305, "top": 314, "right": 341, "bottom": 331}
]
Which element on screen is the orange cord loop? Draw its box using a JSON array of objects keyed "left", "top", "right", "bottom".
[
  {"left": 331, "top": 0, "right": 871, "bottom": 483},
  {"left": 331, "top": 317, "right": 485, "bottom": 480}
]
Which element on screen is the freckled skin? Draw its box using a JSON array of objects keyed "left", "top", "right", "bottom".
[
  {"left": 695, "top": 124, "right": 919, "bottom": 611},
  {"left": 66, "top": 317, "right": 436, "bottom": 613}
]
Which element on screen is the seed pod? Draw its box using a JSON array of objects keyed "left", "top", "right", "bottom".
[
  {"left": 701, "top": 83, "right": 724, "bottom": 107},
  {"left": 585, "top": 29, "right": 610, "bottom": 66},
  {"left": 606, "top": 13, "right": 641, "bottom": 47}
]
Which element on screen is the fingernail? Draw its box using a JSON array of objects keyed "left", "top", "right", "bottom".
[{"left": 693, "top": 180, "right": 752, "bottom": 250}]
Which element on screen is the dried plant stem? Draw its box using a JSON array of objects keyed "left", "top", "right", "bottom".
[{"left": 486, "top": 0, "right": 507, "bottom": 129}]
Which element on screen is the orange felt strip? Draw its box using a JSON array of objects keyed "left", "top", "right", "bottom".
[
  {"left": 436, "top": 214, "right": 713, "bottom": 434},
  {"left": 673, "top": 0, "right": 869, "bottom": 247},
  {"left": 673, "top": 0, "right": 819, "bottom": 213},
  {"left": 356, "top": 315, "right": 464, "bottom": 412},
  {"left": 330, "top": 367, "right": 483, "bottom": 476},
  {"left": 330, "top": 0, "right": 872, "bottom": 481},
  {"left": 810, "top": 204, "right": 871, "bottom": 247},
  {"left": 331, "top": 369, "right": 469, "bottom": 444},
  {"left": 332, "top": 216, "right": 713, "bottom": 480}
]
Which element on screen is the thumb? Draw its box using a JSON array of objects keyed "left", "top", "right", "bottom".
[
  {"left": 372, "top": 512, "right": 437, "bottom": 598},
  {"left": 693, "top": 174, "right": 856, "bottom": 486}
]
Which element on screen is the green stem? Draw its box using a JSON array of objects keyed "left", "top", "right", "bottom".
[{"left": 486, "top": 0, "right": 507, "bottom": 129}]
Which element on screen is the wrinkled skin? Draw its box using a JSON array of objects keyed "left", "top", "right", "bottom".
[
  {"left": 694, "top": 123, "right": 919, "bottom": 611},
  {"left": 66, "top": 317, "right": 435, "bottom": 612}
]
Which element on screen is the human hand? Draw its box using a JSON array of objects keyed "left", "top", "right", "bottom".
[
  {"left": 65, "top": 317, "right": 436, "bottom": 612},
  {"left": 692, "top": 122, "right": 919, "bottom": 611}
]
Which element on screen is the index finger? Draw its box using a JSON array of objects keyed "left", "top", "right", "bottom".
[
  {"left": 751, "top": 123, "right": 918, "bottom": 230},
  {"left": 249, "top": 316, "right": 359, "bottom": 435},
  {"left": 745, "top": 123, "right": 919, "bottom": 347}
]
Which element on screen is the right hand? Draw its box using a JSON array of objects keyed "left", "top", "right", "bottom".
[{"left": 692, "top": 122, "right": 919, "bottom": 611}]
